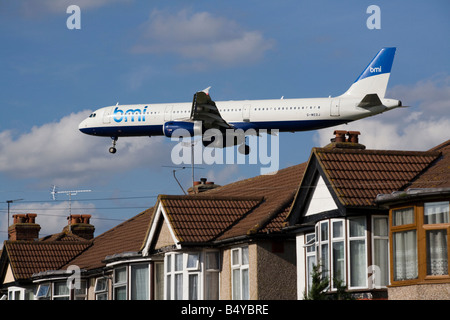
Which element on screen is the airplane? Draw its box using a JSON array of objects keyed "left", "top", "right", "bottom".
[{"left": 79, "top": 47, "right": 405, "bottom": 154}]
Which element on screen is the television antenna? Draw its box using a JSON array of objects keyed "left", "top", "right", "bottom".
[
  {"left": 51, "top": 186, "right": 91, "bottom": 215},
  {"left": 4, "top": 198, "right": 24, "bottom": 238}
]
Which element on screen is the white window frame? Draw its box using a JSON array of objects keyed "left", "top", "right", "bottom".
[
  {"left": 165, "top": 252, "right": 203, "bottom": 300},
  {"left": 316, "top": 221, "right": 330, "bottom": 284},
  {"left": 205, "top": 251, "right": 220, "bottom": 300},
  {"left": 154, "top": 261, "right": 165, "bottom": 300},
  {"left": 8, "top": 286, "right": 25, "bottom": 300},
  {"left": 130, "top": 263, "right": 150, "bottom": 300},
  {"left": 35, "top": 283, "right": 51, "bottom": 300},
  {"left": 304, "top": 232, "right": 316, "bottom": 293},
  {"left": 94, "top": 277, "right": 109, "bottom": 300},
  {"left": 371, "top": 215, "right": 390, "bottom": 288},
  {"left": 331, "top": 218, "right": 346, "bottom": 289},
  {"left": 74, "top": 280, "right": 87, "bottom": 300},
  {"left": 52, "top": 281, "right": 70, "bottom": 300},
  {"left": 231, "top": 246, "right": 249, "bottom": 300},
  {"left": 347, "top": 216, "right": 368, "bottom": 289},
  {"left": 113, "top": 266, "right": 128, "bottom": 300}
]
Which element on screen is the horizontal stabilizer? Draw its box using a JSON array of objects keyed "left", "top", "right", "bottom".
[{"left": 357, "top": 94, "right": 382, "bottom": 108}]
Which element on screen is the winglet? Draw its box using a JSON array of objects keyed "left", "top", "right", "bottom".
[{"left": 202, "top": 86, "right": 212, "bottom": 95}]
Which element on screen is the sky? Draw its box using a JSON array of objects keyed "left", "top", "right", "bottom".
[{"left": 0, "top": 0, "right": 449, "bottom": 244}]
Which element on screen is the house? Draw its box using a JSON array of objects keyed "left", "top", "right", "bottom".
[
  {"left": 0, "top": 161, "right": 306, "bottom": 300},
  {"left": 0, "top": 214, "right": 93, "bottom": 300},
  {"left": 375, "top": 139, "right": 450, "bottom": 299},
  {"left": 285, "top": 131, "right": 446, "bottom": 299},
  {"left": 1, "top": 132, "right": 448, "bottom": 300}
]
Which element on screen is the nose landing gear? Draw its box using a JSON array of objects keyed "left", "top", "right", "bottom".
[{"left": 109, "top": 137, "right": 118, "bottom": 154}]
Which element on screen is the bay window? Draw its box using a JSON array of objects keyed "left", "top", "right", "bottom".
[
  {"left": 165, "top": 250, "right": 220, "bottom": 300},
  {"left": 305, "top": 216, "right": 390, "bottom": 295}
]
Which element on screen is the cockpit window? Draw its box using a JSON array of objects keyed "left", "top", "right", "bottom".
[{"left": 89, "top": 113, "right": 97, "bottom": 118}]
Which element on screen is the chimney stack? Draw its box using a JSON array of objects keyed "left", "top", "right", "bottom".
[
  {"left": 326, "top": 130, "right": 365, "bottom": 150},
  {"left": 8, "top": 213, "right": 41, "bottom": 241},
  {"left": 63, "top": 214, "right": 95, "bottom": 240},
  {"left": 188, "top": 178, "right": 221, "bottom": 194}
]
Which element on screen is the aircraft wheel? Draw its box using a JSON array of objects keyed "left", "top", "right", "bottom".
[{"left": 109, "top": 147, "right": 117, "bottom": 154}]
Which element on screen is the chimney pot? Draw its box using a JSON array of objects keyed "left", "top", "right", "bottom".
[
  {"left": 347, "top": 131, "right": 361, "bottom": 143},
  {"left": 333, "top": 130, "right": 348, "bottom": 143}
]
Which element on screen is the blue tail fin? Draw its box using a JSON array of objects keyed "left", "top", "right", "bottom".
[{"left": 342, "top": 47, "right": 396, "bottom": 98}]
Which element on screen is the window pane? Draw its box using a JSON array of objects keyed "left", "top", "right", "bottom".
[
  {"left": 95, "top": 278, "right": 107, "bottom": 292},
  {"left": 393, "top": 230, "right": 418, "bottom": 281},
  {"left": 187, "top": 253, "right": 199, "bottom": 269},
  {"left": 166, "top": 255, "right": 171, "bottom": 272},
  {"left": 306, "top": 233, "right": 315, "bottom": 253},
  {"left": 115, "top": 267, "right": 126, "bottom": 284},
  {"left": 155, "top": 262, "right": 164, "bottom": 300},
  {"left": 206, "top": 272, "right": 219, "bottom": 300},
  {"left": 373, "top": 238, "right": 389, "bottom": 286},
  {"left": 424, "top": 201, "right": 449, "bottom": 224},
  {"left": 321, "top": 243, "right": 329, "bottom": 280},
  {"left": 232, "top": 250, "right": 240, "bottom": 266},
  {"left": 189, "top": 274, "right": 198, "bottom": 300},
  {"left": 332, "top": 221, "right": 343, "bottom": 238},
  {"left": 373, "top": 217, "right": 388, "bottom": 237},
  {"left": 393, "top": 207, "right": 414, "bottom": 226},
  {"left": 349, "top": 240, "right": 366, "bottom": 287},
  {"left": 333, "top": 241, "right": 345, "bottom": 284},
  {"left": 321, "top": 221, "right": 329, "bottom": 241},
  {"left": 426, "top": 229, "right": 448, "bottom": 275},
  {"left": 232, "top": 269, "right": 240, "bottom": 300},
  {"left": 206, "top": 252, "right": 219, "bottom": 270},
  {"left": 242, "top": 269, "right": 249, "bottom": 300},
  {"left": 306, "top": 256, "right": 316, "bottom": 291},
  {"left": 114, "top": 286, "right": 126, "bottom": 300},
  {"left": 166, "top": 275, "right": 171, "bottom": 300},
  {"left": 349, "top": 217, "right": 365, "bottom": 237},
  {"left": 175, "top": 254, "right": 183, "bottom": 271},
  {"left": 131, "top": 265, "right": 149, "bottom": 300},
  {"left": 54, "top": 282, "right": 69, "bottom": 296},
  {"left": 36, "top": 284, "right": 50, "bottom": 298},
  {"left": 242, "top": 247, "right": 249, "bottom": 265},
  {"left": 175, "top": 274, "right": 183, "bottom": 300}
]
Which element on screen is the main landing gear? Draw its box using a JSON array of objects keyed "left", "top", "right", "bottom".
[{"left": 109, "top": 137, "right": 118, "bottom": 154}]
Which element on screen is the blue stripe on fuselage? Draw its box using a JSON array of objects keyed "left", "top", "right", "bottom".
[{"left": 79, "top": 119, "right": 350, "bottom": 137}]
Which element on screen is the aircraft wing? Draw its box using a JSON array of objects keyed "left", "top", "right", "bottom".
[{"left": 190, "top": 88, "right": 233, "bottom": 131}]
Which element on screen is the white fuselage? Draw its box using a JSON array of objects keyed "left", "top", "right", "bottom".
[{"left": 78, "top": 96, "right": 400, "bottom": 138}]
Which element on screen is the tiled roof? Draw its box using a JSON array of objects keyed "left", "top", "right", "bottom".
[
  {"left": 3, "top": 241, "right": 91, "bottom": 280},
  {"left": 65, "top": 208, "right": 153, "bottom": 271},
  {"left": 408, "top": 140, "right": 450, "bottom": 189},
  {"left": 203, "top": 162, "right": 307, "bottom": 239},
  {"left": 313, "top": 147, "right": 441, "bottom": 207},
  {"left": 159, "top": 195, "right": 264, "bottom": 243}
]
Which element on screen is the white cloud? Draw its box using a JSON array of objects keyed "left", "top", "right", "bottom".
[
  {"left": 0, "top": 110, "right": 170, "bottom": 187},
  {"left": 314, "top": 74, "right": 450, "bottom": 151},
  {"left": 131, "top": 9, "right": 275, "bottom": 67}
]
